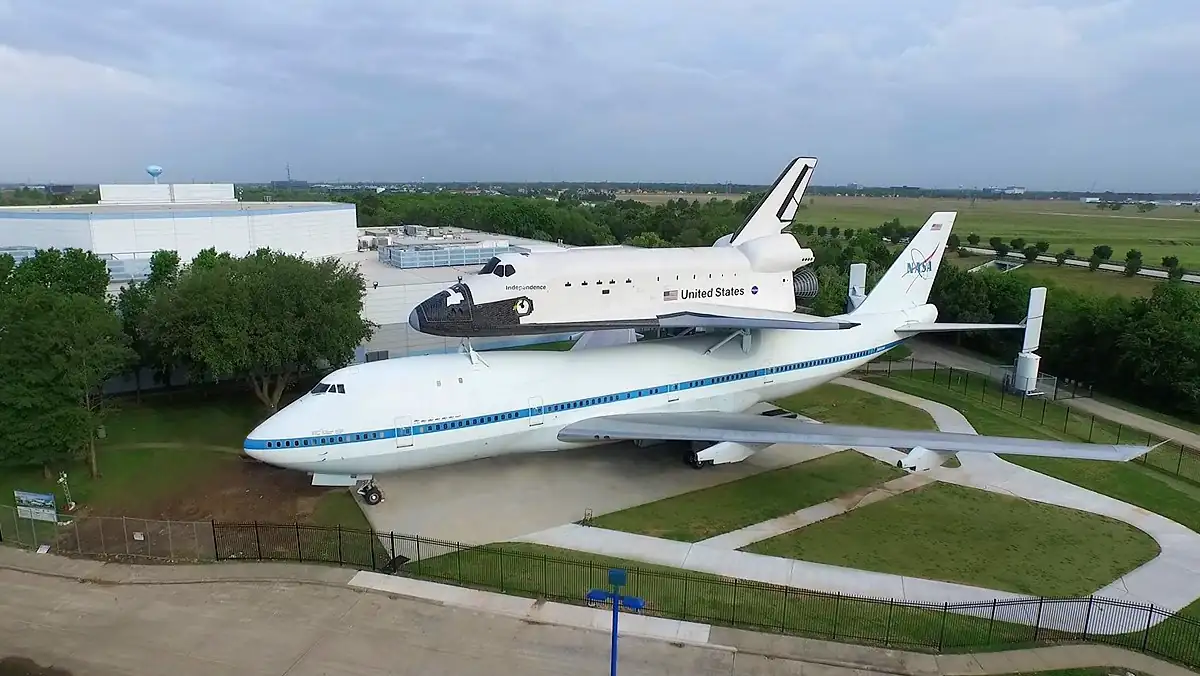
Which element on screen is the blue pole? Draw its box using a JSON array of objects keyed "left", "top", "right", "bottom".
[{"left": 610, "top": 586, "right": 619, "bottom": 676}]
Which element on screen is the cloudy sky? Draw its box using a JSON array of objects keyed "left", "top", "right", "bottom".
[{"left": 2, "top": 0, "right": 1198, "bottom": 191}]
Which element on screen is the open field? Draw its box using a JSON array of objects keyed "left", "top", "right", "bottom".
[
  {"left": 0, "top": 388, "right": 371, "bottom": 530},
  {"left": 799, "top": 196, "right": 1200, "bottom": 268},
  {"left": 587, "top": 449, "right": 904, "bottom": 540},
  {"left": 744, "top": 481, "right": 1159, "bottom": 598},
  {"left": 618, "top": 191, "right": 749, "bottom": 205},
  {"left": 947, "top": 253, "right": 1164, "bottom": 297}
]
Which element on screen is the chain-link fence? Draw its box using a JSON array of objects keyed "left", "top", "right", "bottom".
[{"left": 0, "top": 505, "right": 215, "bottom": 562}]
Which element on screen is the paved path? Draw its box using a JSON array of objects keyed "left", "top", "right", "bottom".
[
  {"left": 1, "top": 547, "right": 1195, "bottom": 676},
  {"left": 514, "top": 377, "right": 1200, "bottom": 634},
  {"left": 1060, "top": 397, "right": 1200, "bottom": 449}
]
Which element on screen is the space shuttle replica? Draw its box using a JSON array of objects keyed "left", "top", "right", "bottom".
[{"left": 407, "top": 157, "right": 846, "bottom": 338}]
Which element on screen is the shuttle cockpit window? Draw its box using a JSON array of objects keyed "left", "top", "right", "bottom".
[
  {"left": 491, "top": 264, "right": 516, "bottom": 278},
  {"left": 479, "top": 257, "right": 501, "bottom": 275}
]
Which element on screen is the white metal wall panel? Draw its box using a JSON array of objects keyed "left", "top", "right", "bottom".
[
  {"left": 362, "top": 282, "right": 439, "bottom": 326},
  {"left": 172, "top": 215, "right": 217, "bottom": 259},
  {"left": 0, "top": 216, "right": 92, "bottom": 250},
  {"left": 89, "top": 216, "right": 141, "bottom": 255},
  {"left": 131, "top": 214, "right": 180, "bottom": 254},
  {"left": 171, "top": 184, "right": 235, "bottom": 202},
  {"left": 246, "top": 207, "right": 358, "bottom": 259},
  {"left": 99, "top": 184, "right": 172, "bottom": 204},
  {"left": 207, "top": 214, "right": 253, "bottom": 257}
]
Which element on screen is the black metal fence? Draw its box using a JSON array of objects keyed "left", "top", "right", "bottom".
[
  {"left": 209, "top": 522, "right": 1200, "bottom": 668},
  {"left": 856, "top": 358, "right": 1200, "bottom": 487}
]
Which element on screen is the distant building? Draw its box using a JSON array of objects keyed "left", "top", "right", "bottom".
[{"left": 1080, "top": 197, "right": 1101, "bottom": 203}]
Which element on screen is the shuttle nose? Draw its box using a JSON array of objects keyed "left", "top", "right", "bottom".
[
  {"left": 408, "top": 307, "right": 422, "bottom": 332},
  {"left": 409, "top": 285, "right": 476, "bottom": 336}
]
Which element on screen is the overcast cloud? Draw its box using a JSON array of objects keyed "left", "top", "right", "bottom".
[{"left": 1, "top": 0, "right": 1198, "bottom": 191}]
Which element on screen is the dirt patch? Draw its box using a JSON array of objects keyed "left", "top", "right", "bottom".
[{"left": 0, "top": 657, "right": 73, "bottom": 676}]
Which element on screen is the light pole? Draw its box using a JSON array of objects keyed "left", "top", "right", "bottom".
[{"left": 587, "top": 568, "right": 645, "bottom": 676}]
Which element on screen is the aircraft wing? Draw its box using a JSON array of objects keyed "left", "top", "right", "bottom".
[
  {"left": 657, "top": 303, "right": 858, "bottom": 331},
  {"left": 896, "top": 322, "right": 1023, "bottom": 334},
  {"left": 557, "top": 411, "right": 1149, "bottom": 462}
]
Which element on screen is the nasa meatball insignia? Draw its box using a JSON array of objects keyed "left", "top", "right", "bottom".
[{"left": 679, "top": 286, "right": 746, "bottom": 300}]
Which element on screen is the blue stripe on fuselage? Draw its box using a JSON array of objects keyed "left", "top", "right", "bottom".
[{"left": 243, "top": 338, "right": 908, "bottom": 452}]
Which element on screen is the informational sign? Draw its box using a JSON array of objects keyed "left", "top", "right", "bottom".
[{"left": 14, "top": 490, "right": 57, "bottom": 523}]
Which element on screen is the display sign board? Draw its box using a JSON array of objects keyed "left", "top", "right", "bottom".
[{"left": 14, "top": 490, "right": 57, "bottom": 523}]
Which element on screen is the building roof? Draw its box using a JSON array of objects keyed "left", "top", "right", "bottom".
[{"left": 0, "top": 201, "right": 353, "bottom": 218}]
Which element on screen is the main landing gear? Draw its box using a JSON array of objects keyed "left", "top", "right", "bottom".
[{"left": 356, "top": 480, "right": 384, "bottom": 505}]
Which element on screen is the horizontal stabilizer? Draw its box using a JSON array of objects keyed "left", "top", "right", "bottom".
[
  {"left": 658, "top": 303, "right": 858, "bottom": 331},
  {"left": 559, "top": 412, "right": 1149, "bottom": 462},
  {"left": 896, "top": 322, "right": 1024, "bottom": 334}
]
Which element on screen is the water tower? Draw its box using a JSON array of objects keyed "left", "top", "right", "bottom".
[{"left": 146, "top": 164, "right": 163, "bottom": 184}]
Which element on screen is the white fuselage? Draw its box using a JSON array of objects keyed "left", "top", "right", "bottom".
[{"left": 243, "top": 305, "right": 935, "bottom": 477}]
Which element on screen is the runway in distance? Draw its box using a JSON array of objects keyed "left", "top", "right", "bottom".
[
  {"left": 244, "top": 160, "right": 1152, "bottom": 506},
  {"left": 407, "top": 157, "right": 846, "bottom": 337}
]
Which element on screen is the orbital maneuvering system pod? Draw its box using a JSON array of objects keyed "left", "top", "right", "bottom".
[{"left": 409, "top": 157, "right": 857, "bottom": 338}]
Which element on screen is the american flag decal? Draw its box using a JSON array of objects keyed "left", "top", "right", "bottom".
[
  {"left": 663, "top": 290, "right": 678, "bottom": 301},
  {"left": 931, "top": 223, "right": 943, "bottom": 231}
]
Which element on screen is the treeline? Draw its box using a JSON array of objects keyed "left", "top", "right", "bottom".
[
  {"left": 961, "top": 233, "right": 1189, "bottom": 280},
  {"left": 0, "top": 247, "right": 374, "bottom": 476}
]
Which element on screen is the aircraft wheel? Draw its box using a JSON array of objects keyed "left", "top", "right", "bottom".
[
  {"left": 686, "top": 452, "right": 705, "bottom": 470},
  {"left": 362, "top": 486, "right": 383, "bottom": 505}
]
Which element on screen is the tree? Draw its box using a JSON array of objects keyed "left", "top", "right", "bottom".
[
  {"left": 1088, "top": 255, "right": 1103, "bottom": 272},
  {"left": 0, "top": 285, "right": 132, "bottom": 476},
  {"left": 967, "top": 233, "right": 981, "bottom": 246},
  {"left": 114, "top": 250, "right": 182, "bottom": 399},
  {"left": 829, "top": 226, "right": 840, "bottom": 239},
  {"left": 1169, "top": 266, "right": 1187, "bottom": 282},
  {"left": 843, "top": 228, "right": 855, "bottom": 239},
  {"left": 1010, "top": 238, "right": 1026, "bottom": 252},
  {"left": 988, "top": 236, "right": 1004, "bottom": 251},
  {"left": 994, "top": 243, "right": 1011, "bottom": 259},
  {"left": 1123, "top": 249, "right": 1143, "bottom": 277},
  {"left": 1063, "top": 247, "right": 1076, "bottom": 257},
  {"left": 1035, "top": 241, "right": 1050, "bottom": 253},
  {"left": 1093, "top": 245, "right": 1113, "bottom": 261},
  {"left": 145, "top": 249, "right": 376, "bottom": 411},
  {"left": 1162, "top": 255, "right": 1180, "bottom": 269},
  {"left": 1055, "top": 252, "right": 1068, "bottom": 266},
  {"left": 626, "top": 232, "right": 670, "bottom": 248},
  {"left": 804, "top": 224, "right": 815, "bottom": 236},
  {"left": 947, "top": 233, "right": 961, "bottom": 250},
  {"left": 1023, "top": 246, "right": 1039, "bottom": 263},
  {"left": 817, "top": 225, "right": 828, "bottom": 237},
  {"left": 5, "top": 247, "right": 110, "bottom": 300}
]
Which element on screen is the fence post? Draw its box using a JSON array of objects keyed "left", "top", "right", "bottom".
[
  {"left": 1064, "top": 409, "right": 1070, "bottom": 433},
  {"left": 254, "top": 521, "right": 262, "bottom": 560},
  {"left": 1178, "top": 447, "right": 1185, "bottom": 475},
  {"left": 832, "top": 593, "right": 841, "bottom": 639},
  {"left": 937, "top": 602, "right": 948, "bottom": 651},
  {"left": 947, "top": 366, "right": 954, "bottom": 389},
  {"left": 1040, "top": 400, "right": 1047, "bottom": 425},
  {"left": 884, "top": 598, "right": 893, "bottom": 646},
  {"left": 295, "top": 524, "right": 303, "bottom": 563},
  {"left": 1082, "top": 596, "right": 1093, "bottom": 640},
  {"left": 390, "top": 531, "right": 397, "bottom": 565},
  {"left": 931, "top": 363, "right": 937, "bottom": 383},
  {"left": 370, "top": 529, "right": 377, "bottom": 571},
  {"left": 336, "top": 525, "right": 343, "bottom": 566},
  {"left": 1033, "top": 598, "right": 1044, "bottom": 641},
  {"left": 1000, "top": 387, "right": 1006, "bottom": 409},
  {"left": 1141, "top": 605, "right": 1154, "bottom": 652},
  {"left": 416, "top": 536, "right": 422, "bottom": 574},
  {"left": 1116, "top": 425, "right": 1123, "bottom": 445},
  {"left": 1088, "top": 416, "right": 1095, "bottom": 442},
  {"left": 780, "top": 585, "right": 791, "bottom": 632},
  {"left": 1019, "top": 394, "right": 1025, "bottom": 417},
  {"left": 987, "top": 599, "right": 996, "bottom": 643},
  {"left": 731, "top": 578, "right": 739, "bottom": 625}
]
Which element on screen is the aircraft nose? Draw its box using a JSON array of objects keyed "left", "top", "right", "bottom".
[{"left": 409, "top": 288, "right": 473, "bottom": 336}]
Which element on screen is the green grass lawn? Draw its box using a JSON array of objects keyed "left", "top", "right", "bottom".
[
  {"left": 946, "top": 253, "right": 1160, "bottom": 298},
  {"left": 588, "top": 450, "right": 904, "bottom": 541},
  {"left": 774, "top": 382, "right": 937, "bottom": 429},
  {"left": 862, "top": 373, "right": 1200, "bottom": 536},
  {"left": 798, "top": 196, "right": 1200, "bottom": 268},
  {"left": 744, "top": 482, "right": 1159, "bottom": 598},
  {"left": 488, "top": 339, "right": 575, "bottom": 351},
  {"left": 0, "top": 389, "right": 372, "bottom": 531}
]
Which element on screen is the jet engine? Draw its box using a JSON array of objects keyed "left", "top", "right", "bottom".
[
  {"left": 793, "top": 267, "right": 819, "bottom": 301},
  {"left": 896, "top": 446, "right": 956, "bottom": 472}
]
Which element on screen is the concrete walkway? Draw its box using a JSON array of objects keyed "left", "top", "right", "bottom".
[
  {"left": 514, "top": 377, "right": 1200, "bottom": 635},
  {"left": 696, "top": 473, "right": 934, "bottom": 550},
  {"left": 1061, "top": 396, "right": 1200, "bottom": 450},
  {"left": 1, "top": 546, "right": 1195, "bottom": 676}
]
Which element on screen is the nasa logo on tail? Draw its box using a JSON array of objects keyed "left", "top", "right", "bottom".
[{"left": 903, "top": 247, "right": 939, "bottom": 292}]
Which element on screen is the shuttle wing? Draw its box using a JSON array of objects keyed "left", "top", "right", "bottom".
[
  {"left": 657, "top": 303, "right": 858, "bottom": 331},
  {"left": 558, "top": 412, "right": 1149, "bottom": 462}
]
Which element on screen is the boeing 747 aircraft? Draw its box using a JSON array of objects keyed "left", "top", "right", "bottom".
[{"left": 244, "top": 195, "right": 1150, "bottom": 506}]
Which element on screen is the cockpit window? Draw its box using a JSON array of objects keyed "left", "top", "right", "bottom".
[
  {"left": 479, "top": 257, "right": 501, "bottom": 275},
  {"left": 310, "top": 383, "right": 330, "bottom": 395},
  {"left": 310, "top": 383, "right": 346, "bottom": 395},
  {"left": 492, "top": 264, "right": 516, "bottom": 278},
  {"left": 336, "top": 384, "right": 345, "bottom": 394}
]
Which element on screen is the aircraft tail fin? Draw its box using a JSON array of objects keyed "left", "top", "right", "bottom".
[
  {"left": 852, "top": 212, "right": 956, "bottom": 315},
  {"left": 725, "top": 157, "right": 817, "bottom": 246}
]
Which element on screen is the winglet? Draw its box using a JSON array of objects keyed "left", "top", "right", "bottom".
[{"left": 727, "top": 157, "right": 817, "bottom": 246}]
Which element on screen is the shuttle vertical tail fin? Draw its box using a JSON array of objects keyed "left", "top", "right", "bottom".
[
  {"left": 725, "top": 157, "right": 817, "bottom": 246},
  {"left": 852, "top": 212, "right": 956, "bottom": 315}
]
